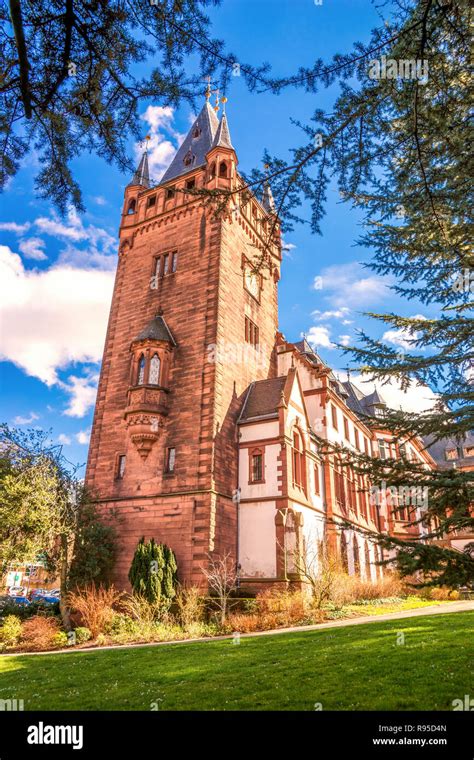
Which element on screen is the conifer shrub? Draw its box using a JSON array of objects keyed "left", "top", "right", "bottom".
[{"left": 128, "top": 537, "right": 178, "bottom": 604}]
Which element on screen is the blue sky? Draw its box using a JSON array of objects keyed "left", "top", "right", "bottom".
[{"left": 0, "top": 0, "right": 437, "bottom": 472}]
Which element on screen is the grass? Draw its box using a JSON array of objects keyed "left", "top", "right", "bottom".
[
  {"left": 0, "top": 612, "right": 472, "bottom": 711},
  {"left": 342, "top": 596, "right": 450, "bottom": 617}
]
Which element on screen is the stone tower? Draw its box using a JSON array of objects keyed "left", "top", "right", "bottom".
[{"left": 85, "top": 97, "right": 282, "bottom": 586}]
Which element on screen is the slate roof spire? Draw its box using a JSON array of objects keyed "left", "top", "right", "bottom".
[
  {"left": 159, "top": 100, "right": 220, "bottom": 185},
  {"left": 129, "top": 148, "right": 150, "bottom": 188},
  {"left": 211, "top": 112, "right": 234, "bottom": 150}
]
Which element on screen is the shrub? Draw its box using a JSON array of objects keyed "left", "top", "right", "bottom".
[
  {"left": 121, "top": 593, "right": 171, "bottom": 626},
  {"left": 20, "top": 616, "right": 61, "bottom": 651},
  {"left": 95, "top": 633, "right": 107, "bottom": 646},
  {"left": 419, "top": 586, "right": 460, "bottom": 601},
  {"left": 175, "top": 585, "right": 204, "bottom": 629},
  {"left": 256, "top": 589, "right": 308, "bottom": 626},
  {"left": 128, "top": 537, "right": 178, "bottom": 604},
  {"left": 68, "top": 584, "right": 123, "bottom": 637},
  {"left": 227, "top": 613, "right": 261, "bottom": 633},
  {"left": 0, "top": 615, "right": 22, "bottom": 646},
  {"left": 328, "top": 572, "right": 404, "bottom": 608},
  {"left": 74, "top": 626, "right": 92, "bottom": 644},
  {"left": 52, "top": 631, "right": 68, "bottom": 648}
]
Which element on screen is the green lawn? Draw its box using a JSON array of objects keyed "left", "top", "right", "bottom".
[{"left": 0, "top": 612, "right": 472, "bottom": 711}]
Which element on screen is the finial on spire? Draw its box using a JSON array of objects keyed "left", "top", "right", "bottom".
[
  {"left": 204, "top": 75, "right": 212, "bottom": 101},
  {"left": 221, "top": 96, "right": 228, "bottom": 113},
  {"left": 213, "top": 88, "right": 220, "bottom": 113}
]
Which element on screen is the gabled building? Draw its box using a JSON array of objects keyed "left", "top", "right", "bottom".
[{"left": 85, "top": 95, "right": 436, "bottom": 591}]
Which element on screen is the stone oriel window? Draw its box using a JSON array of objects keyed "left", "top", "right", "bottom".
[
  {"left": 249, "top": 447, "right": 264, "bottom": 484},
  {"left": 209, "top": 162, "right": 216, "bottom": 179},
  {"left": 127, "top": 199, "right": 136, "bottom": 215},
  {"left": 146, "top": 195, "right": 156, "bottom": 208},
  {"left": 166, "top": 186, "right": 175, "bottom": 200},
  {"left": 165, "top": 447, "right": 176, "bottom": 473},
  {"left": 137, "top": 355, "right": 146, "bottom": 385},
  {"left": 219, "top": 161, "right": 228, "bottom": 178},
  {"left": 149, "top": 353, "right": 161, "bottom": 386},
  {"left": 185, "top": 178, "right": 196, "bottom": 190}
]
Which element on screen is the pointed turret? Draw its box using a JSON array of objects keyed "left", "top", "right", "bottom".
[
  {"left": 129, "top": 149, "right": 150, "bottom": 188},
  {"left": 211, "top": 112, "right": 233, "bottom": 150},
  {"left": 160, "top": 101, "right": 219, "bottom": 185},
  {"left": 262, "top": 180, "right": 276, "bottom": 214}
]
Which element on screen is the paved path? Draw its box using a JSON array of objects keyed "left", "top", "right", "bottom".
[{"left": 4, "top": 600, "right": 473, "bottom": 657}]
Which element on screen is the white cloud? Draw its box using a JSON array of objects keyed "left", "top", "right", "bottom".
[
  {"left": 60, "top": 373, "right": 99, "bottom": 418},
  {"left": 312, "top": 307, "right": 351, "bottom": 321},
  {"left": 312, "top": 262, "right": 393, "bottom": 309},
  {"left": 13, "top": 412, "right": 39, "bottom": 425},
  {"left": 19, "top": 237, "right": 47, "bottom": 261},
  {"left": 305, "top": 326, "right": 335, "bottom": 349},
  {"left": 0, "top": 221, "right": 31, "bottom": 234},
  {"left": 91, "top": 195, "right": 107, "bottom": 206},
  {"left": 337, "top": 371, "right": 438, "bottom": 413},
  {"left": 76, "top": 429, "right": 91, "bottom": 445},
  {"left": 58, "top": 433, "right": 72, "bottom": 445},
  {"left": 35, "top": 207, "right": 88, "bottom": 242},
  {"left": 339, "top": 335, "right": 351, "bottom": 347},
  {"left": 0, "top": 245, "right": 113, "bottom": 414},
  {"left": 138, "top": 106, "right": 181, "bottom": 181},
  {"left": 382, "top": 315, "right": 427, "bottom": 351}
]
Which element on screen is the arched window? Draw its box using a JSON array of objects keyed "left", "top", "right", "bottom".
[
  {"left": 149, "top": 353, "right": 161, "bottom": 386},
  {"left": 340, "top": 532, "right": 349, "bottom": 572},
  {"left": 137, "top": 354, "right": 146, "bottom": 385},
  {"left": 292, "top": 430, "right": 305, "bottom": 489},
  {"left": 127, "top": 199, "right": 136, "bottom": 215},
  {"left": 219, "top": 161, "right": 228, "bottom": 178},
  {"left": 209, "top": 163, "right": 216, "bottom": 179},
  {"left": 353, "top": 535, "right": 360, "bottom": 576}
]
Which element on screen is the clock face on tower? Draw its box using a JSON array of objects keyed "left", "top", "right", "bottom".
[{"left": 244, "top": 265, "right": 260, "bottom": 301}]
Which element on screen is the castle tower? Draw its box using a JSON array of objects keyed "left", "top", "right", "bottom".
[{"left": 85, "top": 97, "right": 282, "bottom": 586}]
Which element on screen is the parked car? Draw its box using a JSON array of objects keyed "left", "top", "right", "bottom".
[
  {"left": 30, "top": 589, "right": 60, "bottom": 604},
  {"left": 6, "top": 594, "right": 30, "bottom": 606}
]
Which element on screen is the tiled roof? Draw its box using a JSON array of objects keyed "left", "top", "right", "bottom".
[
  {"left": 133, "top": 315, "right": 176, "bottom": 345},
  {"left": 238, "top": 376, "right": 287, "bottom": 421},
  {"left": 424, "top": 432, "right": 474, "bottom": 468},
  {"left": 211, "top": 113, "right": 233, "bottom": 150}
]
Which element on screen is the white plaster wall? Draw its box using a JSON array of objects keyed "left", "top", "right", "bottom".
[
  {"left": 239, "top": 442, "right": 280, "bottom": 499},
  {"left": 239, "top": 420, "right": 279, "bottom": 443},
  {"left": 239, "top": 501, "right": 276, "bottom": 577}
]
